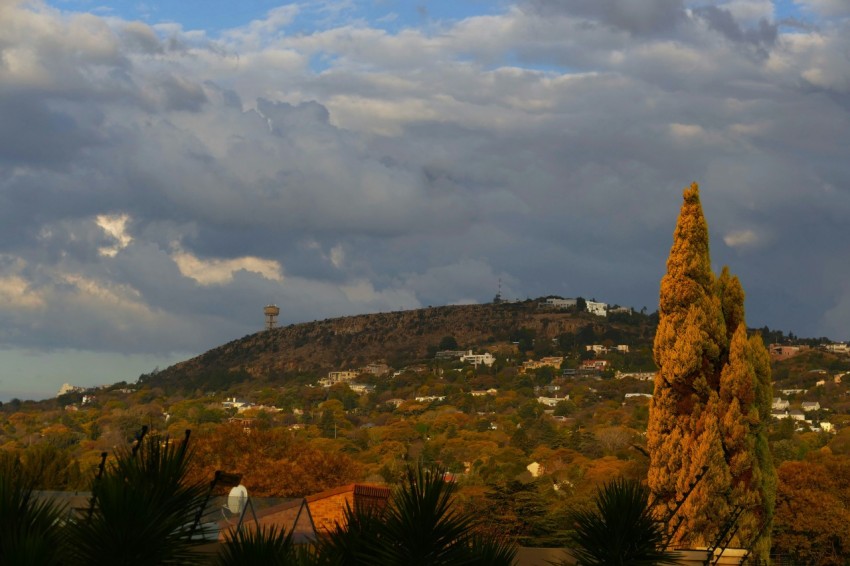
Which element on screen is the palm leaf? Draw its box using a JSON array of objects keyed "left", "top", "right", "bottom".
[
  {"left": 567, "top": 477, "right": 680, "bottom": 566},
  {"left": 66, "top": 433, "right": 208, "bottom": 565}
]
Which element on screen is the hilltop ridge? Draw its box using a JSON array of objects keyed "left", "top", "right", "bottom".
[{"left": 144, "top": 300, "right": 656, "bottom": 390}]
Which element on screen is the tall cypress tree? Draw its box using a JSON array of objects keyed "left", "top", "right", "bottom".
[
  {"left": 648, "top": 183, "right": 775, "bottom": 550},
  {"left": 647, "top": 183, "right": 729, "bottom": 545}
]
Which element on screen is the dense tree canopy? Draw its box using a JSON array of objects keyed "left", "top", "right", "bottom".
[{"left": 647, "top": 184, "right": 775, "bottom": 556}]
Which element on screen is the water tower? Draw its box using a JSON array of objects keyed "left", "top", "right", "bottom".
[{"left": 263, "top": 304, "right": 280, "bottom": 331}]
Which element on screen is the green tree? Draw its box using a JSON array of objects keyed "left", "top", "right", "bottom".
[{"left": 320, "top": 410, "right": 337, "bottom": 438}]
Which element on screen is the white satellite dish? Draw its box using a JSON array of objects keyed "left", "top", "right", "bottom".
[{"left": 227, "top": 484, "right": 248, "bottom": 514}]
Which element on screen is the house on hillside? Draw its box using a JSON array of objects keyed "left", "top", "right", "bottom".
[
  {"left": 580, "top": 360, "right": 609, "bottom": 371},
  {"left": 415, "top": 395, "right": 446, "bottom": 403},
  {"left": 586, "top": 300, "right": 607, "bottom": 316},
  {"left": 537, "top": 396, "right": 569, "bottom": 407},
  {"left": 435, "top": 350, "right": 467, "bottom": 360},
  {"left": 470, "top": 389, "right": 498, "bottom": 397},
  {"left": 540, "top": 298, "right": 577, "bottom": 309},
  {"left": 769, "top": 344, "right": 803, "bottom": 360},
  {"left": 521, "top": 357, "right": 564, "bottom": 373},
  {"left": 802, "top": 401, "right": 821, "bottom": 412},
  {"left": 348, "top": 383, "right": 375, "bottom": 395},
  {"left": 319, "top": 370, "right": 359, "bottom": 387},
  {"left": 615, "top": 371, "right": 655, "bottom": 380},
  {"left": 459, "top": 350, "right": 495, "bottom": 367},
  {"left": 772, "top": 398, "right": 790, "bottom": 411},
  {"left": 772, "top": 410, "right": 806, "bottom": 421},
  {"left": 361, "top": 363, "right": 391, "bottom": 376},
  {"left": 222, "top": 397, "right": 251, "bottom": 410}
]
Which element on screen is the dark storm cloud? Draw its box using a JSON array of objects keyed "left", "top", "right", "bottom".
[
  {"left": 693, "top": 5, "right": 777, "bottom": 53},
  {"left": 0, "top": 95, "right": 106, "bottom": 166}
]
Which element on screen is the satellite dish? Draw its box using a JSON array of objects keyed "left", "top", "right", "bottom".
[{"left": 227, "top": 484, "right": 248, "bottom": 514}]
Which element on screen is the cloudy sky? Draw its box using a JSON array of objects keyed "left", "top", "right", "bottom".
[{"left": 1, "top": 0, "right": 849, "bottom": 400}]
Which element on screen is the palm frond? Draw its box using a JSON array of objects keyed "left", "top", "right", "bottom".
[
  {"left": 567, "top": 477, "right": 680, "bottom": 566},
  {"left": 66, "top": 433, "right": 208, "bottom": 565},
  {"left": 217, "top": 524, "right": 309, "bottom": 566},
  {"left": 0, "top": 453, "right": 68, "bottom": 566}
]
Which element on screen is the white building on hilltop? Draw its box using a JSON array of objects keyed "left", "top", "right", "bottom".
[
  {"left": 586, "top": 301, "right": 608, "bottom": 316},
  {"left": 541, "top": 297, "right": 577, "bottom": 309},
  {"left": 57, "top": 383, "right": 83, "bottom": 397}
]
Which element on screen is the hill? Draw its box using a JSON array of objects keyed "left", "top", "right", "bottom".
[{"left": 142, "top": 300, "right": 657, "bottom": 391}]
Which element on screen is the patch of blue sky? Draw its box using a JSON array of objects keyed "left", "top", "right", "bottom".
[
  {"left": 308, "top": 52, "right": 339, "bottom": 74},
  {"left": 49, "top": 0, "right": 510, "bottom": 35},
  {"left": 772, "top": 0, "right": 813, "bottom": 25},
  {"left": 355, "top": 0, "right": 508, "bottom": 30},
  {"left": 51, "top": 0, "right": 283, "bottom": 33},
  {"left": 490, "top": 50, "right": 582, "bottom": 76},
  {"left": 773, "top": 0, "right": 803, "bottom": 19}
]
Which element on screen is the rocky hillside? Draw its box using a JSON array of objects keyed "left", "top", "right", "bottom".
[{"left": 145, "top": 300, "right": 656, "bottom": 389}]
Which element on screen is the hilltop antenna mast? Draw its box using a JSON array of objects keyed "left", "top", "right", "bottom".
[
  {"left": 493, "top": 278, "right": 503, "bottom": 304},
  {"left": 263, "top": 304, "right": 280, "bottom": 331}
]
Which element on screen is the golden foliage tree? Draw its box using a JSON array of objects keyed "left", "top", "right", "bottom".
[{"left": 648, "top": 183, "right": 775, "bottom": 554}]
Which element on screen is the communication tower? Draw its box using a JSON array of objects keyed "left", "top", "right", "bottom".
[{"left": 263, "top": 304, "right": 280, "bottom": 330}]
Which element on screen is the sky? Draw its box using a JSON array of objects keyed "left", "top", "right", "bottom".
[{"left": 1, "top": 0, "right": 849, "bottom": 401}]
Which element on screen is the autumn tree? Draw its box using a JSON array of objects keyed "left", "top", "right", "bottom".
[
  {"left": 647, "top": 183, "right": 775, "bottom": 554},
  {"left": 773, "top": 450, "right": 850, "bottom": 565}
]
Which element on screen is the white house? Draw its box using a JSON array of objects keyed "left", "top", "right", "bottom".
[
  {"left": 415, "top": 395, "right": 446, "bottom": 403},
  {"left": 801, "top": 401, "right": 821, "bottom": 412},
  {"left": 459, "top": 350, "right": 495, "bottom": 367},
  {"left": 537, "top": 396, "right": 569, "bottom": 407},
  {"left": 349, "top": 383, "right": 376, "bottom": 395},
  {"left": 541, "top": 298, "right": 577, "bottom": 309},
  {"left": 222, "top": 397, "right": 250, "bottom": 409},
  {"left": 615, "top": 371, "right": 655, "bottom": 381},
  {"left": 319, "top": 370, "right": 359, "bottom": 387},
  {"left": 772, "top": 398, "right": 790, "bottom": 411},
  {"left": 586, "top": 301, "right": 608, "bottom": 316}
]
